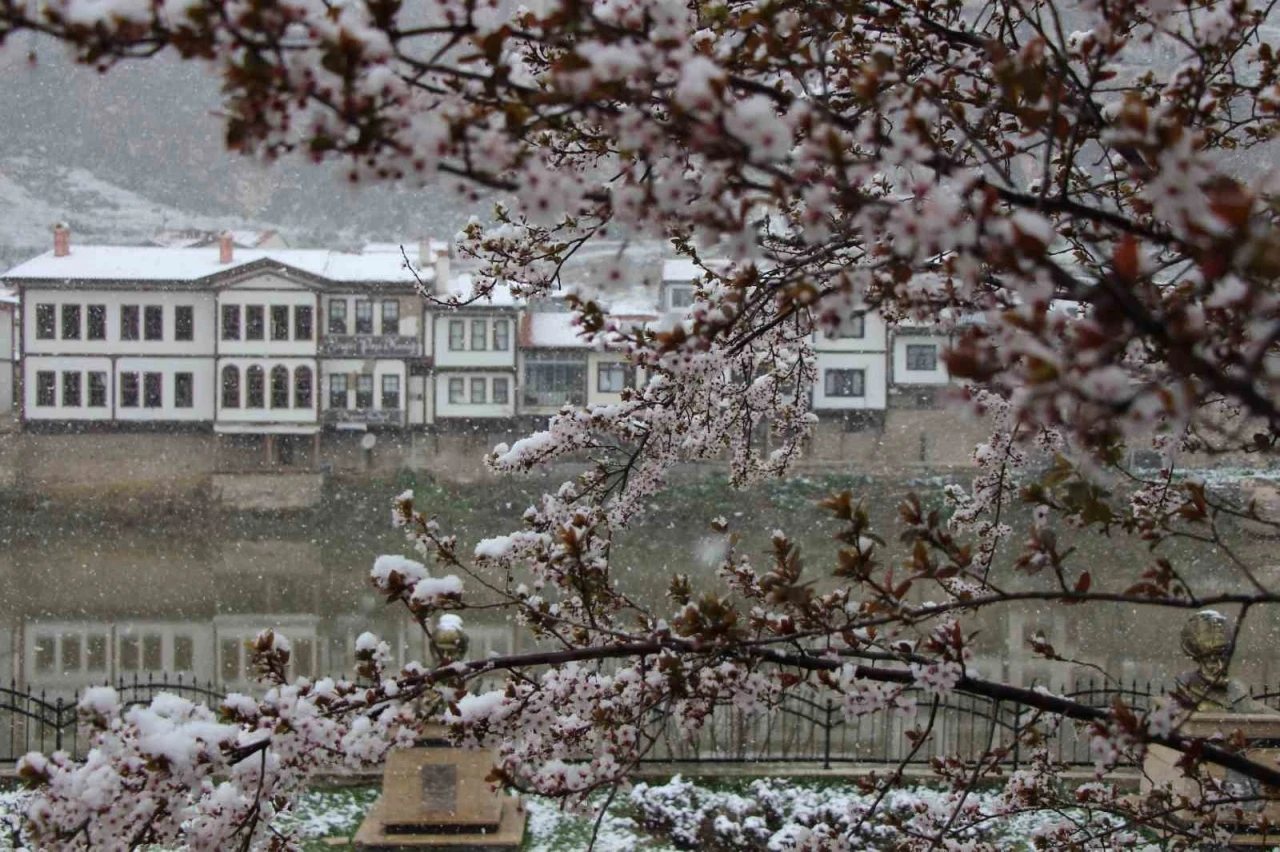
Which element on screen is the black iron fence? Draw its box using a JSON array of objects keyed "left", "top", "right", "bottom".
[{"left": 4, "top": 674, "right": 1280, "bottom": 770}]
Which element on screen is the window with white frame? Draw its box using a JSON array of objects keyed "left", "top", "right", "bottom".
[
  {"left": 175, "top": 372, "right": 194, "bottom": 408},
  {"left": 120, "top": 372, "right": 140, "bottom": 408},
  {"left": 61, "top": 304, "right": 81, "bottom": 340},
  {"left": 905, "top": 344, "right": 938, "bottom": 371},
  {"left": 144, "top": 306, "right": 163, "bottom": 341},
  {"left": 448, "top": 320, "right": 465, "bottom": 350},
  {"left": 62, "top": 371, "right": 81, "bottom": 407},
  {"left": 382, "top": 374, "right": 401, "bottom": 409},
  {"left": 381, "top": 300, "right": 399, "bottom": 334},
  {"left": 470, "top": 377, "right": 486, "bottom": 403},
  {"left": 295, "top": 366, "right": 313, "bottom": 408},
  {"left": 175, "top": 306, "right": 194, "bottom": 341},
  {"left": 295, "top": 305, "right": 313, "bottom": 340},
  {"left": 222, "top": 304, "right": 241, "bottom": 340},
  {"left": 448, "top": 377, "right": 464, "bottom": 403},
  {"left": 355, "top": 300, "right": 374, "bottom": 334},
  {"left": 470, "top": 319, "right": 488, "bottom": 350},
  {"left": 246, "top": 366, "right": 265, "bottom": 408},
  {"left": 143, "top": 372, "right": 163, "bottom": 408},
  {"left": 121, "top": 305, "right": 140, "bottom": 341},
  {"left": 328, "top": 300, "right": 347, "bottom": 335},
  {"left": 824, "top": 313, "right": 866, "bottom": 339},
  {"left": 328, "top": 373, "right": 347, "bottom": 409},
  {"left": 36, "top": 304, "right": 55, "bottom": 340},
  {"left": 597, "top": 362, "right": 634, "bottom": 393},
  {"left": 667, "top": 284, "right": 695, "bottom": 310},
  {"left": 222, "top": 365, "right": 241, "bottom": 409},
  {"left": 88, "top": 372, "right": 107, "bottom": 407},
  {"left": 245, "top": 305, "right": 265, "bottom": 341},
  {"left": 87, "top": 304, "right": 106, "bottom": 340},
  {"left": 356, "top": 374, "right": 374, "bottom": 408},
  {"left": 36, "top": 371, "right": 55, "bottom": 406},
  {"left": 492, "top": 377, "right": 509, "bottom": 404},
  {"left": 271, "top": 305, "right": 289, "bottom": 341},
  {"left": 524, "top": 354, "right": 587, "bottom": 407},
  {"left": 824, "top": 368, "right": 865, "bottom": 397},
  {"left": 493, "top": 320, "right": 509, "bottom": 350}
]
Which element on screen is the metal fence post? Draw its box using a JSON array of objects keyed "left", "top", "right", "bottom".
[
  {"left": 54, "top": 697, "right": 64, "bottom": 753},
  {"left": 823, "top": 698, "right": 834, "bottom": 769}
]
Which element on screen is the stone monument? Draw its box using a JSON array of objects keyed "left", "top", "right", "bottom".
[
  {"left": 353, "top": 615, "right": 526, "bottom": 851},
  {"left": 1141, "top": 610, "right": 1280, "bottom": 847}
]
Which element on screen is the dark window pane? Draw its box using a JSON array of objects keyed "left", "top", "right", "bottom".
[
  {"left": 448, "top": 320, "right": 464, "bottom": 350},
  {"left": 294, "top": 306, "right": 313, "bottom": 340},
  {"left": 175, "top": 305, "right": 194, "bottom": 341},
  {"left": 246, "top": 366, "right": 265, "bottom": 407},
  {"left": 87, "top": 305, "right": 106, "bottom": 340},
  {"left": 295, "top": 366, "right": 313, "bottom": 409},
  {"left": 470, "top": 377, "right": 485, "bottom": 403},
  {"left": 144, "top": 372, "right": 163, "bottom": 408},
  {"left": 824, "top": 369, "right": 865, "bottom": 397},
  {"left": 329, "top": 374, "right": 347, "bottom": 409},
  {"left": 174, "top": 636, "right": 194, "bottom": 671},
  {"left": 246, "top": 305, "right": 264, "bottom": 340},
  {"left": 120, "top": 372, "right": 139, "bottom": 407},
  {"left": 221, "top": 366, "right": 241, "bottom": 408},
  {"left": 86, "top": 635, "right": 107, "bottom": 671},
  {"left": 270, "top": 366, "right": 289, "bottom": 408},
  {"left": 355, "top": 301, "right": 373, "bottom": 334},
  {"left": 119, "top": 636, "right": 139, "bottom": 671},
  {"left": 175, "top": 372, "right": 194, "bottom": 408},
  {"left": 35, "top": 304, "right": 55, "bottom": 339},
  {"left": 381, "top": 300, "right": 399, "bottom": 334},
  {"left": 88, "top": 372, "right": 107, "bottom": 407},
  {"left": 34, "top": 637, "right": 54, "bottom": 673},
  {"left": 492, "top": 320, "right": 509, "bottom": 351},
  {"left": 62, "top": 634, "right": 81, "bottom": 672},
  {"left": 381, "top": 374, "right": 400, "bottom": 409},
  {"left": 356, "top": 374, "right": 374, "bottom": 408},
  {"left": 144, "top": 305, "right": 163, "bottom": 341},
  {"left": 470, "top": 319, "right": 487, "bottom": 350},
  {"left": 492, "top": 377, "right": 509, "bottom": 404},
  {"left": 61, "top": 304, "right": 81, "bottom": 340},
  {"left": 220, "top": 638, "right": 241, "bottom": 681},
  {"left": 448, "top": 378, "right": 463, "bottom": 403},
  {"left": 36, "top": 371, "right": 55, "bottom": 406},
  {"left": 271, "top": 305, "right": 289, "bottom": 341},
  {"left": 143, "top": 635, "right": 163, "bottom": 670},
  {"left": 221, "top": 304, "right": 241, "bottom": 340},
  {"left": 61, "top": 371, "right": 81, "bottom": 407},
  {"left": 906, "top": 344, "right": 937, "bottom": 371},
  {"left": 121, "top": 305, "right": 139, "bottom": 341},
  {"left": 328, "top": 300, "right": 347, "bottom": 334}
]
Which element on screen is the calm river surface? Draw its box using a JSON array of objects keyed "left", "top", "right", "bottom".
[{"left": 2, "top": 471, "right": 1278, "bottom": 700}]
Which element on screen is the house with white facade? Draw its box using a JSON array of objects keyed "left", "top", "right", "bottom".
[
  {"left": 427, "top": 274, "right": 520, "bottom": 426},
  {"left": 888, "top": 322, "right": 954, "bottom": 408},
  {"left": 810, "top": 309, "right": 889, "bottom": 426},
  {"left": 5, "top": 226, "right": 443, "bottom": 463}
]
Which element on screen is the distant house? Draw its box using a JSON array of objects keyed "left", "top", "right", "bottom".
[{"left": 428, "top": 274, "right": 521, "bottom": 426}]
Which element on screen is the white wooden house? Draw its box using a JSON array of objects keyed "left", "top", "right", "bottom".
[{"left": 427, "top": 274, "right": 520, "bottom": 424}]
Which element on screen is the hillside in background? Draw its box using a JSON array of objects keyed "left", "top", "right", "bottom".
[{"left": 0, "top": 42, "right": 483, "bottom": 269}]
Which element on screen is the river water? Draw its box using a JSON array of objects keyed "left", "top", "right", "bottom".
[{"left": 2, "top": 471, "right": 1277, "bottom": 702}]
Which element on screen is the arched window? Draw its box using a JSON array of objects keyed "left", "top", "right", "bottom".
[
  {"left": 294, "top": 366, "right": 313, "bottom": 409},
  {"left": 246, "top": 365, "right": 265, "bottom": 408},
  {"left": 270, "top": 365, "right": 289, "bottom": 408},
  {"left": 221, "top": 365, "right": 240, "bottom": 409}
]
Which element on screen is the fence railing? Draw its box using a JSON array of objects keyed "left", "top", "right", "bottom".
[{"left": 5, "top": 674, "right": 1280, "bottom": 770}]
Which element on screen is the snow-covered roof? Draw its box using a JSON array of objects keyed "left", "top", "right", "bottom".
[
  {"left": 662, "top": 258, "right": 730, "bottom": 282},
  {"left": 440, "top": 273, "right": 520, "bottom": 307},
  {"left": 3, "top": 245, "right": 433, "bottom": 284},
  {"left": 525, "top": 312, "right": 589, "bottom": 348}
]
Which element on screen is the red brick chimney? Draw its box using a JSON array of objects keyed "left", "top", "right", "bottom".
[
  {"left": 53, "top": 222, "right": 70, "bottom": 257},
  {"left": 218, "top": 231, "right": 234, "bottom": 264}
]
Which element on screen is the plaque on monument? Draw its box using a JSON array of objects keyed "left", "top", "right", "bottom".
[{"left": 419, "top": 764, "right": 457, "bottom": 815}]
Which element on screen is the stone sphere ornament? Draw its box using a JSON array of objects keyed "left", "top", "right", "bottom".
[{"left": 432, "top": 613, "right": 469, "bottom": 664}]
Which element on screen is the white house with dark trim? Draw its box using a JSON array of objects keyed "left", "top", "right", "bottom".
[{"left": 0, "top": 289, "right": 16, "bottom": 415}]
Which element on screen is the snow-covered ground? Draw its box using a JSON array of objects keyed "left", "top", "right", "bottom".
[{"left": 0, "top": 775, "right": 1161, "bottom": 851}]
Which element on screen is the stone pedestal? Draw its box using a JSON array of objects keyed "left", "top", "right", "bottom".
[
  {"left": 353, "top": 748, "right": 526, "bottom": 851},
  {"left": 1142, "top": 713, "right": 1280, "bottom": 847}
]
